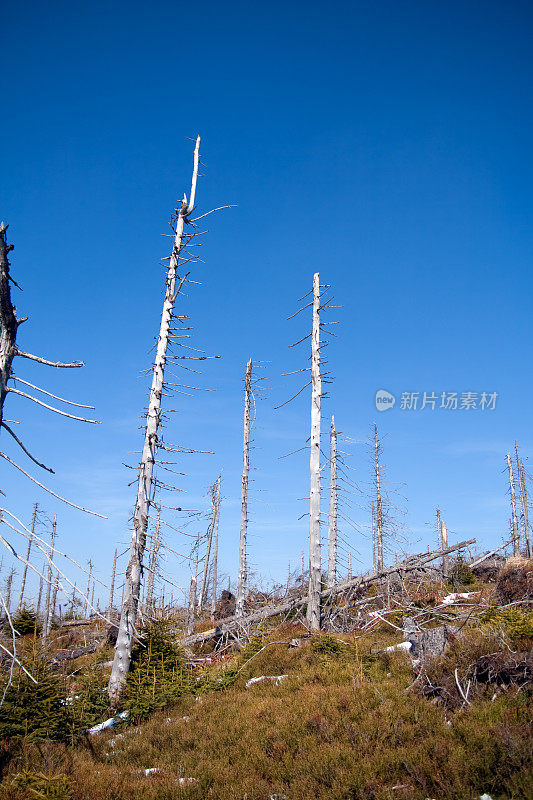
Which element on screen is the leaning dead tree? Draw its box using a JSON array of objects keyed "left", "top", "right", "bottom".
[
  {"left": 327, "top": 416, "right": 338, "bottom": 587},
  {"left": 181, "top": 538, "right": 476, "bottom": 648},
  {"left": 236, "top": 359, "right": 252, "bottom": 617},
  {"left": 108, "top": 137, "right": 203, "bottom": 706}
]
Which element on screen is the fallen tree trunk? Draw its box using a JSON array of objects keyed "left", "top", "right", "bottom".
[{"left": 180, "top": 539, "right": 476, "bottom": 647}]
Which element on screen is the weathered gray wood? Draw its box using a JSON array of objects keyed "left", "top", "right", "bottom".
[
  {"left": 108, "top": 137, "right": 201, "bottom": 707},
  {"left": 180, "top": 538, "right": 476, "bottom": 647},
  {"left": 374, "top": 424, "right": 384, "bottom": 571},
  {"left": 43, "top": 515, "right": 56, "bottom": 641},
  {"left": 307, "top": 273, "right": 322, "bottom": 631},
  {"left": 108, "top": 548, "right": 117, "bottom": 616},
  {"left": 506, "top": 452, "right": 520, "bottom": 556},
  {"left": 210, "top": 475, "right": 221, "bottom": 620},
  {"left": 327, "top": 416, "right": 337, "bottom": 588},
  {"left": 17, "top": 503, "right": 37, "bottom": 611},
  {"left": 237, "top": 359, "right": 252, "bottom": 617}
]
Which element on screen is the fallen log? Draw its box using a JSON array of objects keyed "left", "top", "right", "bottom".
[{"left": 181, "top": 539, "right": 476, "bottom": 647}]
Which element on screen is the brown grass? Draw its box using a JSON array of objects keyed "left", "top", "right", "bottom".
[{"left": 1, "top": 628, "right": 531, "bottom": 800}]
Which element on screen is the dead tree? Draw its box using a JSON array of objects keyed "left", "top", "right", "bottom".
[
  {"left": 210, "top": 474, "right": 221, "bottom": 620},
  {"left": 42, "top": 514, "right": 56, "bottom": 641},
  {"left": 4, "top": 568, "right": 14, "bottom": 614},
  {"left": 186, "top": 574, "right": 197, "bottom": 634},
  {"left": 236, "top": 359, "right": 252, "bottom": 617},
  {"left": 50, "top": 571, "right": 59, "bottom": 627},
  {"left": 108, "top": 137, "right": 201, "bottom": 707},
  {"left": 515, "top": 443, "right": 532, "bottom": 558},
  {"left": 17, "top": 502, "right": 37, "bottom": 610},
  {"left": 108, "top": 548, "right": 117, "bottom": 616},
  {"left": 327, "top": 416, "right": 338, "bottom": 588},
  {"left": 441, "top": 520, "right": 448, "bottom": 575},
  {"left": 374, "top": 424, "right": 384, "bottom": 571},
  {"left": 145, "top": 510, "right": 161, "bottom": 612},
  {"left": 199, "top": 478, "right": 219, "bottom": 611},
  {"left": 307, "top": 273, "right": 322, "bottom": 630},
  {"left": 0, "top": 223, "right": 100, "bottom": 514},
  {"left": 506, "top": 452, "right": 520, "bottom": 556}
]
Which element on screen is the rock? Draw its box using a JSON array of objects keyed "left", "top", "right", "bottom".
[
  {"left": 214, "top": 590, "right": 236, "bottom": 620},
  {"left": 402, "top": 617, "right": 460, "bottom": 661}
]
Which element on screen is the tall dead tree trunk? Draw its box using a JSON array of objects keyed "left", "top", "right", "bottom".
[
  {"left": 0, "top": 224, "right": 20, "bottom": 431},
  {"left": 43, "top": 514, "right": 56, "bottom": 641},
  {"left": 441, "top": 520, "right": 448, "bottom": 575},
  {"left": 374, "top": 424, "right": 384, "bottom": 571},
  {"left": 4, "top": 568, "right": 14, "bottom": 613},
  {"left": 199, "top": 478, "right": 218, "bottom": 611},
  {"left": 83, "top": 560, "right": 93, "bottom": 618},
  {"left": 236, "top": 359, "right": 252, "bottom": 617},
  {"left": 108, "top": 137, "right": 201, "bottom": 707},
  {"left": 145, "top": 509, "right": 160, "bottom": 612},
  {"left": 518, "top": 458, "right": 531, "bottom": 558},
  {"left": 49, "top": 571, "right": 59, "bottom": 628},
  {"left": 307, "top": 272, "right": 322, "bottom": 631},
  {"left": 108, "top": 548, "right": 117, "bottom": 616},
  {"left": 186, "top": 574, "right": 197, "bottom": 634},
  {"left": 18, "top": 502, "right": 37, "bottom": 610},
  {"left": 210, "top": 474, "right": 221, "bottom": 620},
  {"left": 327, "top": 415, "right": 337, "bottom": 588},
  {"left": 506, "top": 452, "right": 520, "bottom": 556},
  {"left": 371, "top": 501, "right": 376, "bottom": 572}
]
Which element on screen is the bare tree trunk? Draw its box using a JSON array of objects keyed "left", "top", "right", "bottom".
[
  {"left": 236, "top": 359, "right": 252, "bottom": 617},
  {"left": 108, "top": 137, "right": 201, "bottom": 707},
  {"left": 5, "top": 568, "right": 14, "bottom": 614},
  {"left": 327, "top": 416, "right": 337, "bottom": 588},
  {"left": 210, "top": 475, "right": 221, "bottom": 620},
  {"left": 348, "top": 551, "right": 352, "bottom": 579},
  {"left": 506, "top": 452, "right": 520, "bottom": 556},
  {"left": 42, "top": 515, "right": 56, "bottom": 642},
  {"left": 83, "top": 560, "right": 93, "bottom": 618},
  {"left": 0, "top": 224, "right": 19, "bottom": 430},
  {"left": 199, "top": 479, "right": 217, "bottom": 611},
  {"left": 441, "top": 520, "right": 448, "bottom": 575},
  {"left": 108, "top": 548, "right": 117, "bottom": 616},
  {"left": 145, "top": 510, "right": 160, "bottom": 612},
  {"left": 186, "top": 574, "right": 197, "bottom": 635},
  {"left": 374, "top": 424, "right": 384, "bottom": 571},
  {"left": 371, "top": 501, "right": 376, "bottom": 572},
  {"left": 36, "top": 574, "right": 43, "bottom": 616},
  {"left": 307, "top": 273, "right": 322, "bottom": 631},
  {"left": 18, "top": 502, "right": 37, "bottom": 610},
  {"left": 518, "top": 458, "right": 531, "bottom": 558},
  {"left": 49, "top": 571, "right": 59, "bottom": 629}
]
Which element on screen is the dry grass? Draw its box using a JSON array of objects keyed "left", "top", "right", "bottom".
[{"left": 1, "top": 627, "right": 531, "bottom": 800}]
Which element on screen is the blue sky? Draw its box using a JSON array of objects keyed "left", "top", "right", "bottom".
[{"left": 1, "top": 0, "right": 532, "bottom": 608}]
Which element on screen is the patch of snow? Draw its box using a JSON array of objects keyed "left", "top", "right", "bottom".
[
  {"left": 144, "top": 768, "right": 159, "bottom": 776},
  {"left": 87, "top": 710, "right": 129, "bottom": 736},
  {"left": 245, "top": 675, "right": 288, "bottom": 689},
  {"left": 385, "top": 641, "right": 412, "bottom": 653},
  {"left": 440, "top": 592, "right": 479, "bottom": 606}
]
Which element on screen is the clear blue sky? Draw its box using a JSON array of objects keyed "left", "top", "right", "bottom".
[{"left": 1, "top": 0, "right": 532, "bottom": 608}]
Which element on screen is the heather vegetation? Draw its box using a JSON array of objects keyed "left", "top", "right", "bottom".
[{"left": 0, "top": 558, "right": 531, "bottom": 800}]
